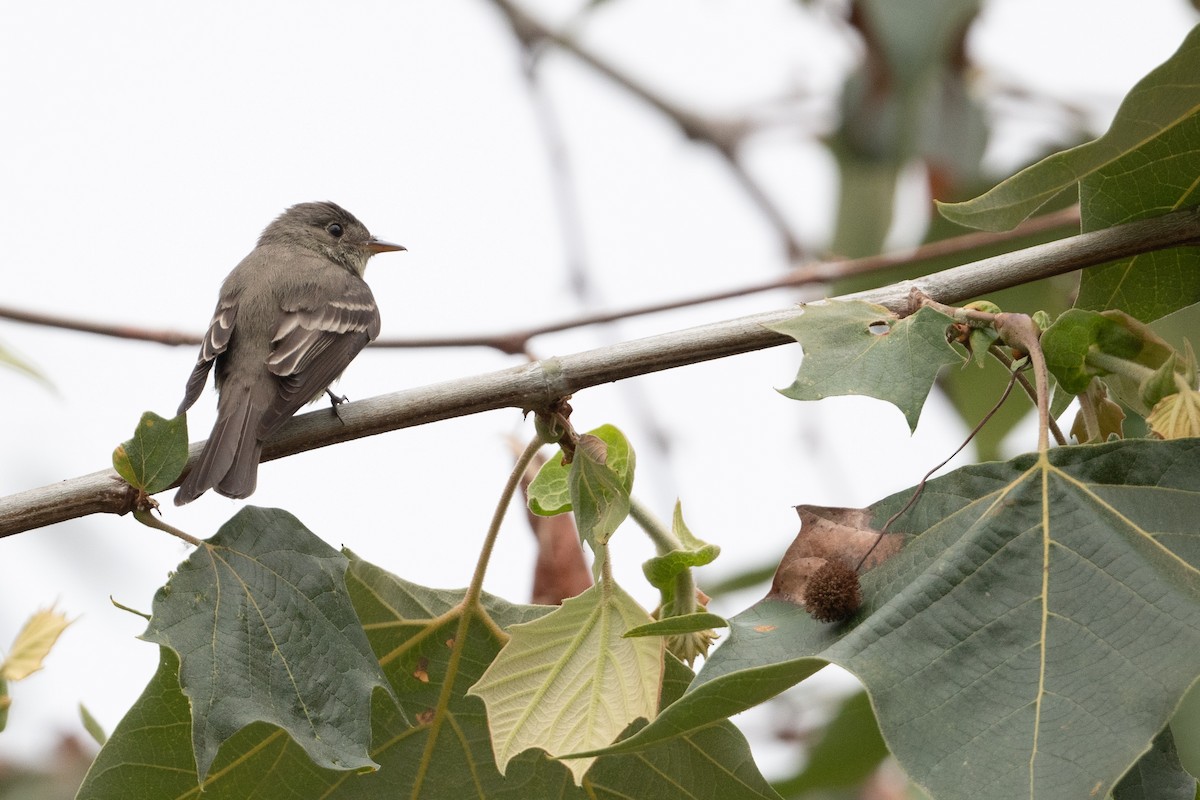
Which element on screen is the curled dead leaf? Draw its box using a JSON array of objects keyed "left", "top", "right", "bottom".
[{"left": 769, "top": 505, "right": 903, "bottom": 610}]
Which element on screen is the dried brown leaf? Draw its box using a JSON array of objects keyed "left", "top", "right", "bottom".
[{"left": 769, "top": 506, "right": 903, "bottom": 606}]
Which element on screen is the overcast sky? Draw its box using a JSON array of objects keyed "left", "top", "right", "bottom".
[{"left": 0, "top": 0, "right": 1194, "bottom": 777}]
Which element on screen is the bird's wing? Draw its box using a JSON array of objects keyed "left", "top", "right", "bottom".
[
  {"left": 258, "top": 281, "right": 380, "bottom": 438},
  {"left": 177, "top": 298, "right": 237, "bottom": 415}
]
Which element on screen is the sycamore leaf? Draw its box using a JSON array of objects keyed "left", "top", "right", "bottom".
[
  {"left": 768, "top": 301, "right": 961, "bottom": 432},
  {"left": 78, "top": 556, "right": 778, "bottom": 799},
  {"left": 938, "top": 25, "right": 1200, "bottom": 232},
  {"left": 112, "top": 411, "right": 189, "bottom": 494},
  {"left": 624, "top": 613, "right": 728, "bottom": 639},
  {"left": 528, "top": 424, "right": 635, "bottom": 519},
  {"left": 140, "top": 507, "right": 391, "bottom": 782},
  {"left": 642, "top": 501, "right": 721, "bottom": 593},
  {"left": 1, "top": 606, "right": 72, "bottom": 681},
  {"left": 469, "top": 582, "right": 662, "bottom": 784},
  {"left": 583, "top": 439, "right": 1200, "bottom": 800},
  {"left": 568, "top": 432, "right": 634, "bottom": 550}
]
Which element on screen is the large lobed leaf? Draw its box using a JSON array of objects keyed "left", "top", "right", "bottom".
[
  {"left": 939, "top": 24, "right": 1200, "bottom": 321},
  {"left": 469, "top": 582, "right": 663, "bottom": 784},
  {"left": 938, "top": 24, "right": 1200, "bottom": 233},
  {"left": 139, "top": 507, "right": 391, "bottom": 781},
  {"left": 587, "top": 439, "right": 1200, "bottom": 800},
  {"left": 78, "top": 550, "right": 779, "bottom": 799},
  {"left": 768, "top": 301, "right": 962, "bottom": 432}
]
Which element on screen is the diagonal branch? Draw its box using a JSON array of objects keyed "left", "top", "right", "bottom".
[{"left": 1, "top": 206, "right": 1198, "bottom": 537}]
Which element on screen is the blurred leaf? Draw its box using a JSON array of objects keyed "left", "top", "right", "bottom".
[
  {"left": 1112, "top": 726, "right": 1197, "bottom": 800},
  {"left": 470, "top": 582, "right": 661, "bottom": 784},
  {"left": 771, "top": 691, "right": 890, "bottom": 796},
  {"left": 768, "top": 302, "right": 962, "bottom": 431},
  {"left": 831, "top": 147, "right": 901, "bottom": 258},
  {"left": 111, "top": 412, "right": 188, "bottom": 494},
  {"left": 830, "top": 0, "right": 985, "bottom": 257},
  {"left": 583, "top": 439, "right": 1200, "bottom": 800},
  {"left": 0, "top": 677, "right": 8, "bottom": 733},
  {"left": 939, "top": 24, "right": 1200, "bottom": 231},
  {"left": 1, "top": 605, "right": 71, "bottom": 681},
  {"left": 1172, "top": 680, "right": 1200, "bottom": 778},
  {"left": 79, "top": 703, "right": 108, "bottom": 746},
  {"left": 0, "top": 339, "right": 52, "bottom": 389},
  {"left": 140, "top": 506, "right": 392, "bottom": 782}
]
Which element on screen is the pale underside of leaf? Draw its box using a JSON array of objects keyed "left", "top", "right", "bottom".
[{"left": 469, "top": 582, "right": 663, "bottom": 784}]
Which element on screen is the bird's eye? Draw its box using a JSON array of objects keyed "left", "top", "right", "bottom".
[{"left": 327, "top": 223, "right": 344, "bottom": 238}]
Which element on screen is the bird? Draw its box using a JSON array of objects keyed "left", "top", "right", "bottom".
[{"left": 174, "top": 201, "right": 405, "bottom": 504}]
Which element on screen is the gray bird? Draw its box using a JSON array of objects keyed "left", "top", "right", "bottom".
[{"left": 174, "top": 201, "right": 404, "bottom": 504}]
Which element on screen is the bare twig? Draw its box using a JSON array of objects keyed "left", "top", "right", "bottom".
[
  {"left": 488, "top": 0, "right": 807, "bottom": 259},
  {"left": 0, "top": 207, "right": 1081, "bottom": 354},
  {"left": 1, "top": 206, "right": 1198, "bottom": 537}
]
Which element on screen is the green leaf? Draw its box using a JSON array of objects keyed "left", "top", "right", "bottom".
[
  {"left": 587, "top": 439, "right": 1200, "bottom": 800},
  {"left": 568, "top": 431, "right": 634, "bottom": 550},
  {"left": 111, "top": 411, "right": 189, "bottom": 494},
  {"left": 0, "top": 677, "right": 8, "bottom": 733},
  {"left": 770, "top": 691, "right": 890, "bottom": 795},
  {"left": 1041, "top": 308, "right": 1146, "bottom": 394},
  {"left": 79, "top": 703, "right": 108, "bottom": 746},
  {"left": 1076, "top": 95, "right": 1200, "bottom": 320},
  {"left": 642, "top": 501, "right": 721, "bottom": 592},
  {"left": 528, "top": 451, "right": 572, "bottom": 516},
  {"left": 938, "top": 24, "right": 1200, "bottom": 231},
  {"left": 623, "top": 612, "right": 728, "bottom": 639},
  {"left": 469, "top": 582, "right": 662, "bottom": 784},
  {"left": 1112, "top": 726, "right": 1197, "bottom": 800},
  {"left": 1042, "top": 309, "right": 1186, "bottom": 415},
  {"left": 768, "top": 301, "right": 962, "bottom": 431},
  {"left": 79, "top": 556, "right": 778, "bottom": 799},
  {"left": 528, "top": 425, "right": 635, "bottom": 518},
  {"left": 140, "top": 506, "right": 392, "bottom": 782}
]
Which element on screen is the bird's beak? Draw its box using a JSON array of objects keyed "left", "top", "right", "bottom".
[{"left": 368, "top": 237, "right": 406, "bottom": 254}]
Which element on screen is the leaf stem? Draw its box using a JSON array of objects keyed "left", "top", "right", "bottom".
[
  {"left": 464, "top": 434, "right": 547, "bottom": 610},
  {"left": 132, "top": 507, "right": 202, "bottom": 547},
  {"left": 628, "top": 498, "right": 679, "bottom": 555},
  {"left": 989, "top": 347, "right": 1067, "bottom": 446},
  {"left": 628, "top": 498, "right": 697, "bottom": 617}
]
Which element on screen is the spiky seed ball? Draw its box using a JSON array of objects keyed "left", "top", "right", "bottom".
[{"left": 805, "top": 559, "right": 863, "bottom": 623}]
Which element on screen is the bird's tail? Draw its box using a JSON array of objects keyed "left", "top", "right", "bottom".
[{"left": 174, "top": 385, "right": 263, "bottom": 505}]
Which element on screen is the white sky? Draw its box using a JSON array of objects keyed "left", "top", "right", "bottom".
[{"left": 0, "top": 0, "right": 1194, "bottom": 778}]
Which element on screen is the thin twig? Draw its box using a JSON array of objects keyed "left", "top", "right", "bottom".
[
  {"left": 0, "top": 207, "right": 1080, "bottom": 354},
  {"left": 855, "top": 367, "right": 1022, "bottom": 572},
  {"left": 487, "top": 0, "right": 807, "bottom": 260}
]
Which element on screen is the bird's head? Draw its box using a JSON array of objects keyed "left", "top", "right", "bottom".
[{"left": 260, "top": 201, "right": 405, "bottom": 276}]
